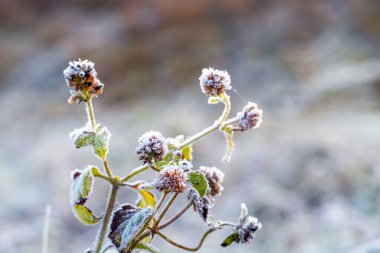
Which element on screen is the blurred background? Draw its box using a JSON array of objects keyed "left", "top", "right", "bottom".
[{"left": 1, "top": 0, "right": 380, "bottom": 252}]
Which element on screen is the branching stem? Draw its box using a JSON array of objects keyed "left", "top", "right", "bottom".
[
  {"left": 179, "top": 94, "right": 231, "bottom": 149},
  {"left": 121, "top": 165, "right": 149, "bottom": 182}
]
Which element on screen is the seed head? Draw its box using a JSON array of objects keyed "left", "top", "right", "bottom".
[
  {"left": 236, "top": 216, "right": 262, "bottom": 244},
  {"left": 136, "top": 131, "right": 167, "bottom": 164},
  {"left": 63, "top": 59, "right": 104, "bottom": 104},
  {"left": 155, "top": 165, "right": 188, "bottom": 193},
  {"left": 232, "top": 102, "right": 262, "bottom": 132},
  {"left": 200, "top": 166, "right": 224, "bottom": 197},
  {"left": 188, "top": 189, "right": 214, "bottom": 221},
  {"left": 199, "top": 67, "right": 231, "bottom": 97}
]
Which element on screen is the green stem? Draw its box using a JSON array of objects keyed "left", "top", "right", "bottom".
[
  {"left": 94, "top": 184, "right": 119, "bottom": 253},
  {"left": 103, "top": 160, "right": 114, "bottom": 179},
  {"left": 121, "top": 165, "right": 149, "bottom": 182},
  {"left": 86, "top": 97, "right": 96, "bottom": 130},
  {"left": 155, "top": 229, "right": 216, "bottom": 252},
  {"left": 158, "top": 201, "right": 192, "bottom": 230},
  {"left": 178, "top": 94, "right": 231, "bottom": 149}
]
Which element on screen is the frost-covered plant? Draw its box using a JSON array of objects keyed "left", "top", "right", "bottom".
[{"left": 64, "top": 59, "right": 263, "bottom": 253}]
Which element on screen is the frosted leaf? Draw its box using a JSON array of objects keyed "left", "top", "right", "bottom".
[
  {"left": 108, "top": 204, "right": 153, "bottom": 251},
  {"left": 239, "top": 203, "right": 248, "bottom": 224},
  {"left": 70, "top": 167, "right": 102, "bottom": 225},
  {"left": 70, "top": 125, "right": 111, "bottom": 160}
]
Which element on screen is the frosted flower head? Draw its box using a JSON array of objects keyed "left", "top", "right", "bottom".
[
  {"left": 63, "top": 59, "right": 104, "bottom": 104},
  {"left": 188, "top": 189, "right": 214, "bottom": 221},
  {"left": 200, "top": 166, "right": 224, "bottom": 197},
  {"left": 199, "top": 67, "right": 231, "bottom": 97},
  {"left": 232, "top": 102, "right": 262, "bottom": 132},
  {"left": 155, "top": 165, "right": 188, "bottom": 193},
  {"left": 136, "top": 131, "right": 167, "bottom": 164},
  {"left": 236, "top": 216, "right": 262, "bottom": 244}
]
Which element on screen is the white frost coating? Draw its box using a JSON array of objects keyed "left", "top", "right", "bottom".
[{"left": 70, "top": 166, "right": 94, "bottom": 206}]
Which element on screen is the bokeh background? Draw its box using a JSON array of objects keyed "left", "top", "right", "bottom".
[{"left": 1, "top": 1, "right": 380, "bottom": 252}]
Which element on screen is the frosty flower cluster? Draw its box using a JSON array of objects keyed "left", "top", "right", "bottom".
[
  {"left": 200, "top": 166, "right": 224, "bottom": 197},
  {"left": 155, "top": 165, "right": 188, "bottom": 193},
  {"left": 63, "top": 59, "right": 104, "bottom": 104},
  {"left": 199, "top": 67, "right": 231, "bottom": 97},
  {"left": 232, "top": 102, "right": 263, "bottom": 132},
  {"left": 63, "top": 60, "right": 263, "bottom": 253},
  {"left": 136, "top": 131, "right": 168, "bottom": 164}
]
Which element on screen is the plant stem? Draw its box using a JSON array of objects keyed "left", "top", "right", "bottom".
[
  {"left": 158, "top": 200, "right": 193, "bottom": 230},
  {"left": 154, "top": 193, "right": 178, "bottom": 228},
  {"left": 121, "top": 165, "right": 149, "bottom": 182},
  {"left": 94, "top": 184, "right": 119, "bottom": 253},
  {"left": 155, "top": 192, "right": 168, "bottom": 213},
  {"left": 179, "top": 94, "right": 231, "bottom": 149},
  {"left": 103, "top": 160, "right": 114, "bottom": 179},
  {"left": 86, "top": 97, "right": 96, "bottom": 130},
  {"left": 155, "top": 229, "right": 216, "bottom": 252}
]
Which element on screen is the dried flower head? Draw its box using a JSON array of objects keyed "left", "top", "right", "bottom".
[
  {"left": 136, "top": 131, "right": 168, "bottom": 164},
  {"left": 63, "top": 59, "right": 104, "bottom": 103},
  {"left": 188, "top": 189, "right": 214, "bottom": 221},
  {"left": 199, "top": 67, "right": 231, "bottom": 97},
  {"left": 232, "top": 102, "right": 262, "bottom": 132},
  {"left": 155, "top": 165, "right": 188, "bottom": 193},
  {"left": 200, "top": 166, "right": 224, "bottom": 197},
  {"left": 236, "top": 216, "right": 262, "bottom": 244}
]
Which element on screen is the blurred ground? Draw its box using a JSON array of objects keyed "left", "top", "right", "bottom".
[{"left": 1, "top": 0, "right": 380, "bottom": 253}]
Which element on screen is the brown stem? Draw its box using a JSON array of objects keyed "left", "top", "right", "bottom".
[
  {"left": 94, "top": 184, "right": 118, "bottom": 253},
  {"left": 155, "top": 229, "right": 216, "bottom": 252},
  {"left": 158, "top": 201, "right": 193, "bottom": 230}
]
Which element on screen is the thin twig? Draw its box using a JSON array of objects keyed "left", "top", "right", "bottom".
[
  {"left": 121, "top": 165, "right": 149, "bottom": 182},
  {"left": 179, "top": 94, "right": 231, "bottom": 149},
  {"left": 158, "top": 201, "right": 193, "bottom": 230},
  {"left": 155, "top": 229, "right": 216, "bottom": 252}
]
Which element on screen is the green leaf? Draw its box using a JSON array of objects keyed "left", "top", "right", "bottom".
[
  {"left": 70, "top": 126, "right": 111, "bottom": 160},
  {"left": 137, "top": 190, "right": 156, "bottom": 208},
  {"left": 135, "top": 243, "right": 159, "bottom": 253},
  {"left": 188, "top": 171, "right": 209, "bottom": 197},
  {"left": 70, "top": 167, "right": 102, "bottom": 225},
  {"left": 221, "top": 232, "right": 239, "bottom": 247},
  {"left": 181, "top": 145, "right": 193, "bottom": 161},
  {"left": 72, "top": 205, "right": 102, "bottom": 225},
  {"left": 108, "top": 204, "right": 153, "bottom": 251},
  {"left": 130, "top": 182, "right": 157, "bottom": 208}
]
